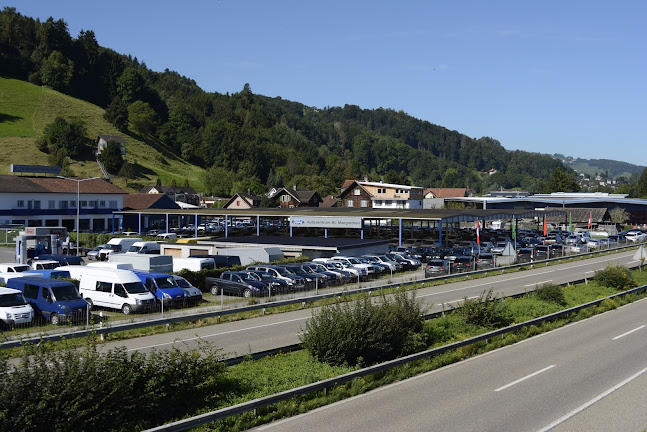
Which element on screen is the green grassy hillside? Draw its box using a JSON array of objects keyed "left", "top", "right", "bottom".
[{"left": 0, "top": 77, "right": 204, "bottom": 192}]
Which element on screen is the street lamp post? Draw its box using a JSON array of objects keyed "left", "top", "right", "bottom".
[{"left": 57, "top": 176, "right": 99, "bottom": 256}]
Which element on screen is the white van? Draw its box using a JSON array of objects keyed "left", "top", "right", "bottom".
[
  {"left": 0, "top": 263, "right": 31, "bottom": 273},
  {"left": 78, "top": 268, "right": 155, "bottom": 314},
  {"left": 172, "top": 257, "right": 215, "bottom": 273},
  {"left": 0, "top": 287, "right": 34, "bottom": 327},
  {"left": 126, "top": 241, "right": 161, "bottom": 255},
  {"left": 0, "top": 272, "right": 44, "bottom": 284},
  {"left": 98, "top": 237, "right": 143, "bottom": 260}
]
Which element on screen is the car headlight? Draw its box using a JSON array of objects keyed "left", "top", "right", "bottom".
[
  {"left": 135, "top": 298, "right": 141, "bottom": 305},
  {"left": 163, "top": 292, "right": 171, "bottom": 299}
]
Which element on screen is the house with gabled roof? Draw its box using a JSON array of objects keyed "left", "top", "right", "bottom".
[
  {"left": 96, "top": 135, "right": 127, "bottom": 155},
  {"left": 140, "top": 185, "right": 200, "bottom": 207},
  {"left": 224, "top": 193, "right": 262, "bottom": 209},
  {"left": 269, "top": 187, "right": 322, "bottom": 208},
  {"left": 339, "top": 180, "right": 424, "bottom": 209}
]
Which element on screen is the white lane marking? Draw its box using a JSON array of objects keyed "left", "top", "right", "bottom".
[
  {"left": 494, "top": 365, "right": 555, "bottom": 392},
  {"left": 126, "top": 316, "right": 308, "bottom": 352},
  {"left": 612, "top": 325, "right": 645, "bottom": 341},
  {"left": 585, "top": 271, "right": 594, "bottom": 274},
  {"left": 524, "top": 280, "right": 553, "bottom": 287},
  {"left": 537, "top": 364, "right": 647, "bottom": 432}
]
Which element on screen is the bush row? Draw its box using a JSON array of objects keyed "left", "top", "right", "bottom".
[{"left": 0, "top": 337, "right": 226, "bottom": 431}]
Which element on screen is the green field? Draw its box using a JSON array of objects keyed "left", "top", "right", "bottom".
[{"left": 0, "top": 77, "right": 204, "bottom": 192}]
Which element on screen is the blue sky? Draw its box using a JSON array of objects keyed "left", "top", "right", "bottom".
[{"left": 8, "top": 1, "right": 647, "bottom": 166}]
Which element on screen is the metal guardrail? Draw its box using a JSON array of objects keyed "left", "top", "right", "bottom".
[
  {"left": 1, "top": 244, "right": 640, "bottom": 349},
  {"left": 145, "top": 282, "right": 647, "bottom": 432}
]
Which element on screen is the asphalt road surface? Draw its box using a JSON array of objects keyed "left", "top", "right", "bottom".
[
  {"left": 96, "top": 250, "right": 641, "bottom": 360},
  {"left": 250, "top": 297, "right": 647, "bottom": 432}
]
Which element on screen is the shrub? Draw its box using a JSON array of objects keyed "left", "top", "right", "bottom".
[
  {"left": 594, "top": 264, "right": 637, "bottom": 290},
  {"left": 0, "top": 338, "right": 226, "bottom": 431},
  {"left": 459, "top": 288, "right": 513, "bottom": 328},
  {"left": 534, "top": 283, "right": 567, "bottom": 305},
  {"left": 301, "top": 290, "right": 426, "bottom": 367}
]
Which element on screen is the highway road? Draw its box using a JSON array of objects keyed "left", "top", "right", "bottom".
[
  {"left": 251, "top": 296, "right": 647, "bottom": 432},
  {"left": 98, "top": 250, "right": 641, "bottom": 360}
]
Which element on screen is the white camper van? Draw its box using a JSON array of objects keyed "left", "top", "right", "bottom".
[
  {"left": 126, "top": 241, "right": 161, "bottom": 255},
  {"left": 79, "top": 268, "right": 155, "bottom": 314}
]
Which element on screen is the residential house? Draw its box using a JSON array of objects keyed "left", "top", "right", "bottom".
[
  {"left": 270, "top": 187, "right": 322, "bottom": 208},
  {"left": 320, "top": 195, "right": 339, "bottom": 208},
  {"left": 223, "top": 193, "right": 262, "bottom": 210},
  {"left": 122, "top": 193, "right": 180, "bottom": 232},
  {"left": 423, "top": 187, "right": 475, "bottom": 209},
  {"left": 96, "top": 135, "right": 127, "bottom": 155},
  {"left": 0, "top": 175, "right": 126, "bottom": 232},
  {"left": 339, "top": 180, "right": 424, "bottom": 209},
  {"left": 140, "top": 185, "right": 201, "bottom": 207}
]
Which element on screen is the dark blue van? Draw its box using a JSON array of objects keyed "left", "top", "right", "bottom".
[
  {"left": 131, "top": 270, "right": 186, "bottom": 308},
  {"left": 6, "top": 277, "right": 89, "bottom": 326}
]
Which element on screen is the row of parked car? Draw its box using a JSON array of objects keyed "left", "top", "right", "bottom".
[{"left": 205, "top": 253, "right": 423, "bottom": 297}]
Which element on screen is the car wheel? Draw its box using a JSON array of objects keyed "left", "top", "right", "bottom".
[
  {"left": 50, "top": 313, "right": 60, "bottom": 326},
  {"left": 242, "top": 288, "right": 252, "bottom": 298},
  {"left": 122, "top": 304, "right": 132, "bottom": 315},
  {"left": 210, "top": 285, "right": 220, "bottom": 296}
]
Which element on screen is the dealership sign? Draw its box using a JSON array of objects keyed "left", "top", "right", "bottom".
[{"left": 289, "top": 216, "right": 362, "bottom": 229}]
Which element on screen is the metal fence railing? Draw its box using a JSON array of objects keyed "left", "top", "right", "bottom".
[
  {"left": 0, "top": 243, "right": 641, "bottom": 349},
  {"left": 145, "top": 282, "right": 647, "bottom": 432}
]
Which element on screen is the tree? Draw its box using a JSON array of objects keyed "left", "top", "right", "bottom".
[
  {"left": 543, "top": 167, "right": 580, "bottom": 193},
  {"left": 40, "top": 50, "right": 74, "bottom": 90},
  {"left": 634, "top": 167, "right": 647, "bottom": 198},
  {"left": 128, "top": 100, "right": 158, "bottom": 136},
  {"left": 609, "top": 207, "right": 630, "bottom": 225},
  {"left": 116, "top": 67, "right": 144, "bottom": 104},
  {"left": 98, "top": 140, "right": 124, "bottom": 174},
  {"left": 104, "top": 96, "right": 128, "bottom": 130},
  {"left": 40, "top": 116, "right": 88, "bottom": 160}
]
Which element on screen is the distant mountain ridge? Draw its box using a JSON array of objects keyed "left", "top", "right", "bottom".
[{"left": 554, "top": 154, "right": 644, "bottom": 179}]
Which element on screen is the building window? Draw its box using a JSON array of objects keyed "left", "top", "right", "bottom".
[
  {"left": 48, "top": 200, "right": 55, "bottom": 209},
  {"left": 281, "top": 195, "right": 291, "bottom": 203},
  {"left": 33, "top": 200, "right": 40, "bottom": 210},
  {"left": 70, "top": 201, "right": 76, "bottom": 208},
  {"left": 80, "top": 200, "right": 88, "bottom": 207},
  {"left": 361, "top": 200, "right": 368, "bottom": 208},
  {"left": 109, "top": 200, "right": 117, "bottom": 208},
  {"left": 60, "top": 201, "right": 68, "bottom": 209},
  {"left": 346, "top": 199, "right": 354, "bottom": 207},
  {"left": 354, "top": 188, "right": 360, "bottom": 196},
  {"left": 17, "top": 200, "right": 24, "bottom": 208},
  {"left": 99, "top": 201, "right": 106, "bottom": 208},
  {"left": 377, "top": 188, "right": 384, "bottom": 194}
]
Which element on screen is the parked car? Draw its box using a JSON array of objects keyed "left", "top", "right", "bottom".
[
  {"left": 0, "top": 287, "right": 34, "bottom": 328},
  {"left": 171, "top": 275, "right": 203, "bottom": 306},
  {"left": 424, "top": 259, "right": 450, "bottom": 277},
  {"left": 246, "top": 265, "right": 307, "bottom": 291},
  {"left": 86, "top": 244, "right": 108, "bottom": 261},
  {"left": 244, "top": 270, "right": 291, "bottom": 294},
  {"left": 625, "top": 231, "right": 647, "bottom": 243},
  {"left": 475, "top": 253, "right": 495, "bottom": 269},
  {"left": 450, "top": 256, "right": 474, "bottom": 273},
  {"left": 205, "top": 271, "right": 268, "bottom": 297},
  {"left": 517, "top": 248, "right": 534, "bottom": 263}
]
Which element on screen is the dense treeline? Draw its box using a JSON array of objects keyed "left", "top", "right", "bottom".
[{"left": 1, "top": 7, "right": 570, "bottom": 196}]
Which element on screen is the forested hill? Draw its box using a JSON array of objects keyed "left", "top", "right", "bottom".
[{"left": 0, "top": 7, "right": 566, "bottom": 196}]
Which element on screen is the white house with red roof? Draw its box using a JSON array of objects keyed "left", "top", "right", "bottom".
[{"left": 0, "top": 175, "right": 126, "bottom": 232}]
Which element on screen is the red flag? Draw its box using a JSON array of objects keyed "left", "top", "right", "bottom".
[
  {"left": 543, "top": 215, "right": 547, "bottom": 236},
  {"left": 476, "top": 220, "right": 480, "bottom": 245},
  {"left": 588, "top": 212, "right": 592, "bottom": 229}
]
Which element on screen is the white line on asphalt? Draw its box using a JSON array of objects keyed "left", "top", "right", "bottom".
[
  {"left": 494, "top": 365, "right": 555, "bottom": 392},
  {"left": 585, "top": 271, "right": 594, "bottom": 274},
  {"left": 126, "top": 316, "right": 308, "bottom": 352},
  {"left": 537, "top": 364, "right": 647, "bottom": 432},
  {"left": 524, "top": 280, "right": 553, "bottom": 287},
  {"left": 612, "top": 325, "right": 645, "bottom": 341}
]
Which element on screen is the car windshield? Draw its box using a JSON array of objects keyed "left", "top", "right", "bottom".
[
  {"left": 239, "top": 273, "right": 256, "bottom": 281},
  {"left": 247, "top": 272, "right": 262, "bottom": 281},
  {"left": 174, "top": 277, "right": 191, "bottom": 288},
  {"left": 51, "top": 284, "right": 82, "bottom": 301},
  {"left": 154, "top": 277, "right": 178, "bottom": 289},
  {"left": 123, "top": 282, "right": 148, "bottom": 294},
  {"left": 0, "top": 293, "right": 28, "bottom": 307},
  {"left": 37, "top": 262, "right": 59, "bottom": 270},
  {"left": 348, "top": 258, "right": 362, "bottom": 264},
  {"left": 273, "top": 267, "right": 291, "bottom": 276}
]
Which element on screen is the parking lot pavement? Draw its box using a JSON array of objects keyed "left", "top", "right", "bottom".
[{"left": 0, "top": 247, "right": 16, "bottom": 263}]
